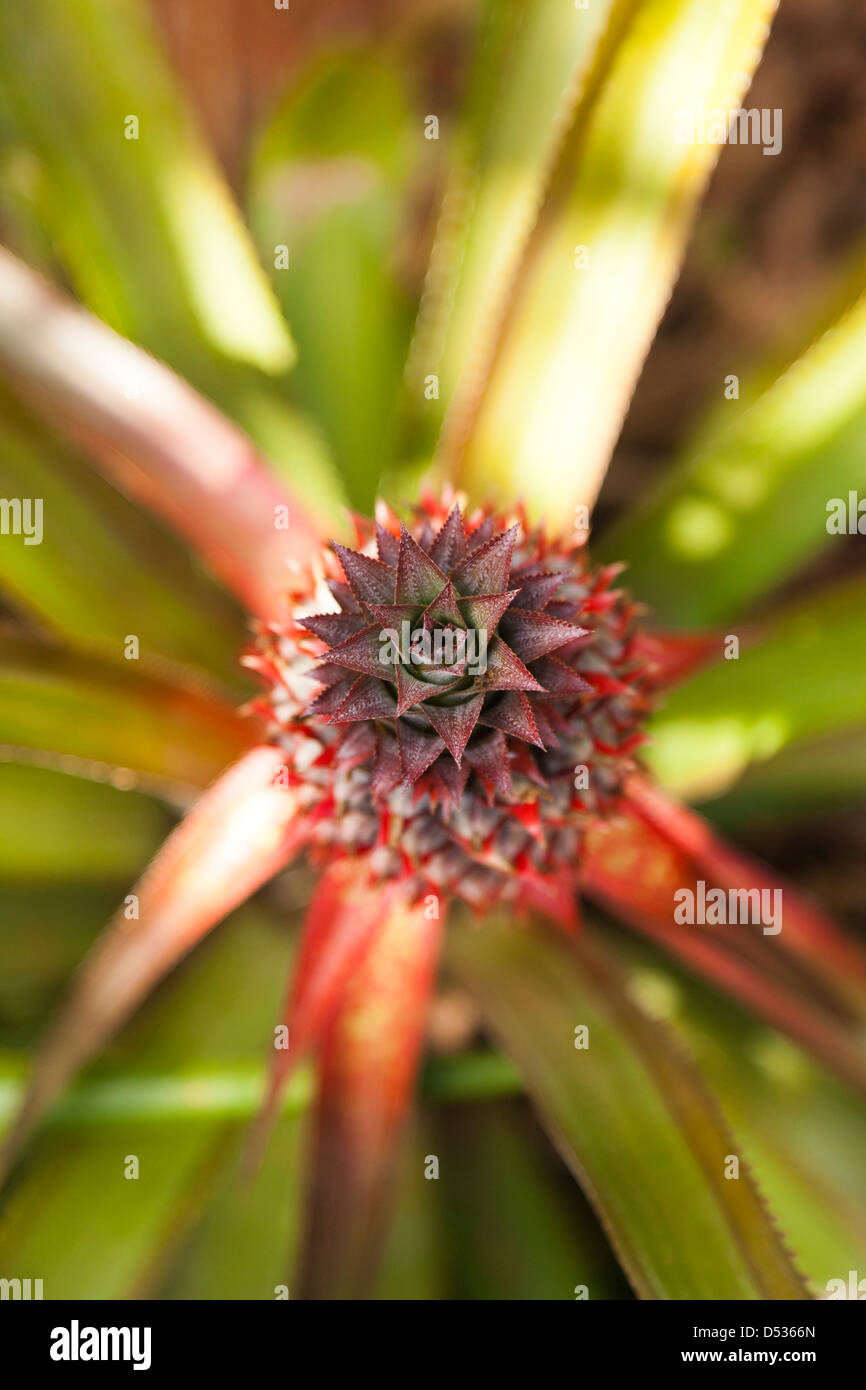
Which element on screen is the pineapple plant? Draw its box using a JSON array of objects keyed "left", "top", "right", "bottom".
[{"left": 0, "top": 0, "right": 865, "bottom": 1302}]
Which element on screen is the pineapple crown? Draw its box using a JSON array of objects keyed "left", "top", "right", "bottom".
[{"left": 247, "top": 492, "right": 653, "bottom": 912}]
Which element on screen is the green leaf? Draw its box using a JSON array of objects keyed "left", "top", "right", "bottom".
[
  {"left": 448, "top": 915, "right": 809, "bottom": 1299},
  {"left": 0, "top": 631, "right": 250, "bottom": 795},
  {"left": 0, "top": 0, "right": 293, "bottom": 376},
  {"left": 706, "top": 726, "right": 866, "bottom": 829},
  {"left": 451, "top": 0, "right": 778, "bottom": 525},
  {"left": 248, "top": 51, "right": 414, "bottom": 510},
  {"left": 0, "top": 390, "right": 247, "bottom": 688},
  {"left": 602, "top": 284, "right": 866, "bottom": 623},
  {"left": 0, "top": 0, "right": 349, "bottom": 526},
  {"left": 0, "top": 764, "right": 170, "bottom": 883},
  {"left": 406, "top": 0, "right": 629, "bottom": 449},
  {"left": 373, "top": 1126, "right": 444, "bottom": 1301},
  {"left": 645, "top": 575, "right": 866, "bottom": 801},
  {"left": 0, "top": 886, "right": 129, "bottom": 1042},
  {"left": 432, "top": 1098, "right": 629, "bottom": 1300},
  {"left": 0, "top": 249, "right": 336, "bottom": 622},
  {"left": 158, "top": 1116, "right": 305, "bottom": 1300},
  {"left": 612, "top": 931, "right": 866, "bottom": 1293},
  {"left": 0, "top": 909, "right": 296, "bottom": 1299}
]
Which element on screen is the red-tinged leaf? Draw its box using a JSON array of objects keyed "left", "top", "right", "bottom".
[
  {"left": 395, "top": 662, "right": 460, "bottom": 716},
  {"left": 305, "top": 678, "right": 355, "bottom": 719},
  {"left": 528, "top": 701, "right": 560, "bottom": 750},
  {"left": 464, "top": 729, "right": 512, "bottom": 798},
  {"left": 375, "top": 522, "right": 400, "bottom": 568},
  {"left": 629, "top": 629, "right": 721, "bottom": 687},
  {"left": 0, "top": 629, "right": 251, "bottom": 794},
  {"left": 457, "top": 589, "right": 519, "bottom": 632},
  {"left": 423, "top": 580, "right": 465, "bottom": 629},
  {"left": 0, "top": 746, "right": 309, "bottom": 1185},
  {"left": 295, "top": 892, "right": 445, "bottom": 1299},
  {"left": 626, "top": 775, "right": 866, "bottom": 1008},
  {"left": 530, "top": 655, "right": 592, "bottom": 696},
  {"left": 517, "top": 864, "right": 579, "bottom": 931},
  {"left": 327, "top": 580, "right": 362, "bottom": 614},
  {"left": 0, "top": 249, "right": 324, "bottom": 622},
  {"left": 581, "top": 790, "right": 866, "bottom": 1099},
  {"left": 365, "top": 602, "right": 420, "bottom": 631},
  {"left": 397, "top": 720, "right": 446, "bottom": 784},
  {"left": 250, "top": 862, "right": 394, "bottom": 1159}
]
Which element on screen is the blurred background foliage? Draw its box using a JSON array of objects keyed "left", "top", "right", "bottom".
[{"left": 0, "top": 0, "right": 864, "bottom": 1298}]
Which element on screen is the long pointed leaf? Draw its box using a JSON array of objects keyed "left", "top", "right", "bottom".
[
  {"left": 602, "top": 285, "right": 866, "bottom": 623},
  {"left": 581, "top": 787, "right": 866, "bottom": 1095},
  {"left": 252, "top": 862, "right": 399, "bottom": 1156},
  {"left": 0, "top": 764, "right": 169, "bottom": 883},
  {"left": 707, "top": 725, "right": 866, "bottom": 829},
  {"left": 0, "top": 249, "right": 324, "bottom": 620},
  {"left": 452, "top": 0, "right": 778, "bottom": 524},
  {"left": 645, "top": 575, "right": 866, "bottom": 802},
  {"left": 295, "top": 892, "right": 444, "bottom": 1299},
  {"left": 249, "top": 50, "right": 414, "bottom": 510},
  {"left": 0, "top": 908, "right": 296, "bottom": 1298},
  {"left": 407, "top": 0, "right": 633, "bottom": 446},
  {"left": 611, "top": 929, "right": 866, "bottom": 1292},
  {"left": 0, "top": 629, "right": 250, "bottom": 795},
  {"left": 0, "top": 0, "right": 293, "bottom": 375},
  {"left": 0, "top": 745, "right": 308, "bottom": 1185},
  {"left": 449, "top": 914, "right": 809, "bottom": 1299},
  {"left": 0, "top": 388, "right": 247, "bottom": 686}
]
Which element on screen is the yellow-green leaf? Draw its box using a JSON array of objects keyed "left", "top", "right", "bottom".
[{"left": 452, "top": 0, "right": 778, "bottom": 527}]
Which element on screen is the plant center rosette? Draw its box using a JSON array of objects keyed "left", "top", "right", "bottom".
[{"left": 247, "top": 493, "right": 654, "bottom": 914}]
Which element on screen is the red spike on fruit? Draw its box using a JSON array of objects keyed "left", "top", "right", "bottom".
[
  {"left": 324, "top": 625, "right": 397, "bottom": 682},
  {"left": 333, "top": 543, "right": 396, "bottom": 605},
  {"left": 299, "top": 612, "right": 368, "bottom": 645},
  {"left": 499, "top": 608, "right": 589, "bottom": 663},
  {"left": 423, "top": 695, "right": 484, "bottom": 765},
  {"left": 331, "top": 676, "right": 397, "bottom": 723},
  {"left": 452, "top": 526, "right": 517, "bottom": 596},
  {"left": 396, "top": 524, "right": 448, "bottom": 605},
  {"left": 429, "top": 504, "right": 468, "bottom": 570},
  {"left": 478, "top": 690, "right": 544, "bottom": 748},
  {"left": 397, "top": 720, "right": 446, "bottom": 784}
]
